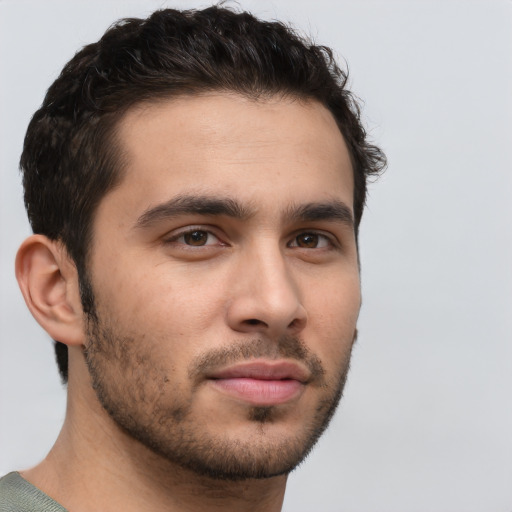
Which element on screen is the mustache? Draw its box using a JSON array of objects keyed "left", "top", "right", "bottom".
[{"left": 188, "top": 336, "right": 325, "bottom": 384}]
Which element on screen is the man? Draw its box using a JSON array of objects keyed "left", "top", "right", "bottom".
[{"left": 0, "top": 5, "right": 385, "bottom": 512}]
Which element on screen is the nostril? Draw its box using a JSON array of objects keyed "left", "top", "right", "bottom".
[
  {"left": 288, "top": 315, "right": 306, "bottom": 330},
  {"left": 245, "top": 319, "right": 265, "bottom": 326}
]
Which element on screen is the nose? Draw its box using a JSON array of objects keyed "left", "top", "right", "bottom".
[{"left": 226, "top": 246, "right": 307, "bottom": 338}]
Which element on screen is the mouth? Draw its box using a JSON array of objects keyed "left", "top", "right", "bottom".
[{"left": 206, "top": 361, "right": 309, "bottom": 406}]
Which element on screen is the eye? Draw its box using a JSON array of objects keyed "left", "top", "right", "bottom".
[
  {"left": 289, "top": 232, "right": 331, "bottom": 249},
  {"left": 166, "top": 228, "right": 223, "bottom": 247},
  {"left": 183, "top": 230, "right": 212, "bottom": 246}
]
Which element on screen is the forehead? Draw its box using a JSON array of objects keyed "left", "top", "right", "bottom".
[{"left": 105, "top": 93, "right": 354, "bottom": 220}]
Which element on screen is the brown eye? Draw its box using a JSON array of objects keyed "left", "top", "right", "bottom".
[
  {"left": 289, "top": 232, "right": 332, "bottom": 250},
  {"left": 183, "top": 230, "right": 209, "bottom": 246},
  {"left": 295, "top": 233, "right": 319, "bottom": 248}
]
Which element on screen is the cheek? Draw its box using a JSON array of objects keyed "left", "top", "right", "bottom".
[
  {"left": 308, "top": 266, "right": 361, "bottom": 320},
  {"left": 305, "top": 273, "right": 360, "bottom": 359},
  {"left": 93, "top": 257, "right": 225, "bottom": 344}
]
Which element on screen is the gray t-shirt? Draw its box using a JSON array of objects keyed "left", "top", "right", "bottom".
[{"left": 0, "top": 472, "right": 67, "bottom": 512}]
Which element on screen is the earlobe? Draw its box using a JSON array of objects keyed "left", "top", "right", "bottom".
[{"left": 15, "top": 235, "right": 85, "bottom": 346}]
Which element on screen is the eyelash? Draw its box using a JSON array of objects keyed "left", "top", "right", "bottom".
[
  {"left": 164, "top": 227, "right": 224, "bottom": 247},
  {"left": 164, "top": 227, "right": 338, "bottom": 250}
]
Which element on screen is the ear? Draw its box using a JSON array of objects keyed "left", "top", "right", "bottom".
[{"left": 15, "top": 235, "right": 85, "bottom": 346}]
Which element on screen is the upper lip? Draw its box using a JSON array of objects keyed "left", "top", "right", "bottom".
[{"left": 207, "top": 360, "right": 310, "bottom": 383}]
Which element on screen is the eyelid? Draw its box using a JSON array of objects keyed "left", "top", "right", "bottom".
[
  {"left": 287, "top": 230, "right": 340, "bottom": 249},
  {"left": 161, "top": 225, "right": 341, "bottom": 250},
  {"left": 163, "top": 225, "right": 226, "bottom": 246}
]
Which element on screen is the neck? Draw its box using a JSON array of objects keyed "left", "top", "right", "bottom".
[{"left": 23, "top": 369, "right": 287, "bottom": 512}]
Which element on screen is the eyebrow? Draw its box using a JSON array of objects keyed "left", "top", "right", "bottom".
[
  {"left": 134, "top": 194, "right": 354, "bottom": 230},
  {"left": 285, "top": 201, "right": 354, "bottom": 228},
  {"left": 134, "top": 195, "right": 254, "bottom": 229}
]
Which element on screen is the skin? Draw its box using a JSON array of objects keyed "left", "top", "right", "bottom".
[{"left": 16, "top": 93, "right": 361, "bottom": 512}]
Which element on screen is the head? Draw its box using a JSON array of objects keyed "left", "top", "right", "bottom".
[{"left": 18, "top": 5, "right": 385, "bottom": 480}]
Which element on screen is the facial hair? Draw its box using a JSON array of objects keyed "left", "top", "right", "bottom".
[{"left": 83, "top": 309, "right": 353, "bottom": 481}]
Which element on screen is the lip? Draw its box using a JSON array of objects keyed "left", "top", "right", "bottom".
[{"left": 206, "top": 360, "right": 309, "bottom": 406}]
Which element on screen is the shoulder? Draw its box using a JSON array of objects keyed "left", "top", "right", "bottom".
[{"left": 0, "top": 472, "right": 67, "bottom": 512}]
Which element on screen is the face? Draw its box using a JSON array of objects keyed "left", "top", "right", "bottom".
[{"left": 83, "top": 93, "right": 361, "bottom": 480}]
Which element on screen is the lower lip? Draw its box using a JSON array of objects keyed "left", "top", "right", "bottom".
[{"left": 209, "top": 378, "right": 303, "bottom": 406}]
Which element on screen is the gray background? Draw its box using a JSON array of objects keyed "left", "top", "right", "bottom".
[{"left": 1, "top": 1, "right": 511, "bottom": 511}]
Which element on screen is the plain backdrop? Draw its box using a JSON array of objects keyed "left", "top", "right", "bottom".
[{"left": 1, "top": 1, "right": 511, "bottom": 511}]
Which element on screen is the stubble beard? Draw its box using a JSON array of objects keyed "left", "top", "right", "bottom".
[{"left": 83, "top": 303, "right": 353, "bottom": 481}]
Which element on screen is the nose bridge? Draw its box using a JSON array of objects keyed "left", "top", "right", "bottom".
[
  {"left": 254, "top": 242, "right": 297, "bottom": 309},
  {"left": 227, "top": 237, "right": 307, "bottom": 335}
]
